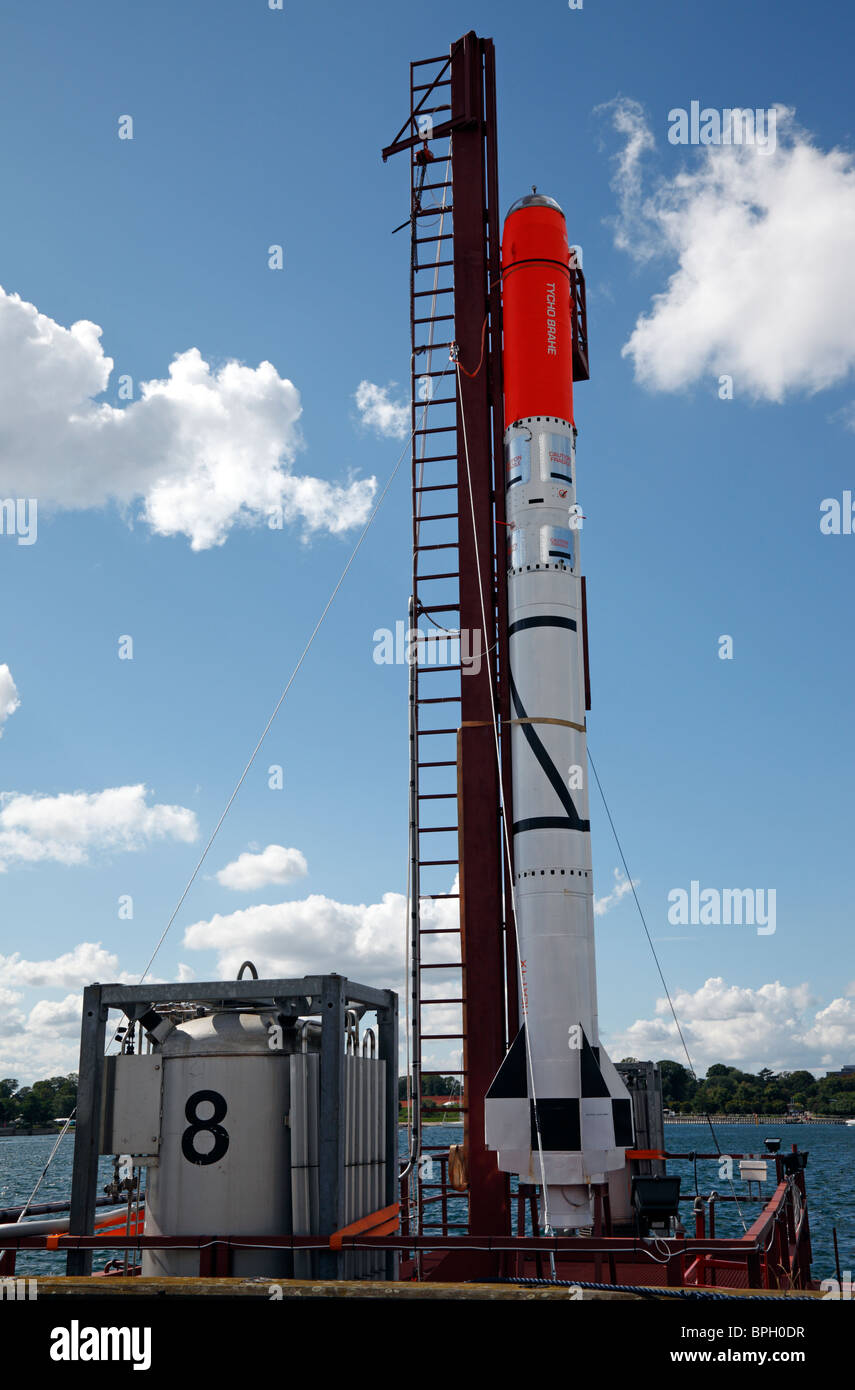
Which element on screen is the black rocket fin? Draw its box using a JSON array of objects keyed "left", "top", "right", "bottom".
[
  {"left": 579, "top": 1028, "right": 611, "bottom": 1098},
  {"left": 486, "top": 1024, "right": 528, "bottom": 1099}
]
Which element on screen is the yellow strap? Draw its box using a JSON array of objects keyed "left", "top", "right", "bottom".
[
  {"left": 509, "top": 716, "right": 586, "bottom": 733},
  {"left": 460, "top": 718, "right": 586, "bottom": 733}
]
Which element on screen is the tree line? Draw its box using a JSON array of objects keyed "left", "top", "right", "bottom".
[
  {"left": 651, "top": 1061, "right": 855, "bottom": 1115},
  {"left": 398, "top": 1075, "right": 460, "bottom": 1100},
  {"left": 0, "top": 1076, "right": 78, "bottom": 1126}
]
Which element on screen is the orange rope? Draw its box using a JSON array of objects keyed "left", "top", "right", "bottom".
[{"left": 457, "top": 315, "right": 489, "bottom": 378}]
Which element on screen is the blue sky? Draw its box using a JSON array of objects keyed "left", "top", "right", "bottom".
[{"left": 1, "top": 0, "right": 854, "bottom": 1084}]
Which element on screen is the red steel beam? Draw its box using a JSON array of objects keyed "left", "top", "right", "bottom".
[
  {"left": 484, "top": 39, "right": 519, "bottom": 1046},
  {"left": 443, "top": 30, "right": 510, "bottom": 1270}
]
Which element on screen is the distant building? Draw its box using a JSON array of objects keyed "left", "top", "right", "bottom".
[{"left": 824, "top": 1064, "right": 855, "bottom": 1078}]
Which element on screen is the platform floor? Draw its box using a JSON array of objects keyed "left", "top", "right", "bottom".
[{"left": 22, "top": 1277, "right": 823, "bottom": 1300}]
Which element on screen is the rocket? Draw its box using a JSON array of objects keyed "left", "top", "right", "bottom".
[{"left": 484, "top": 191, "right": 633, "bottom": 1229}]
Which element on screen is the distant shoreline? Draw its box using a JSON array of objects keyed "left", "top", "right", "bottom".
[
  {"left": 0, "top": 1126, "right": 63, "bottom": 1138},
  {"left": 398, "top": 1119, "right": 463, "bottom": 1127},
  {"left": 665, "top": 1114, "right": 851, "bottom": 1125}
]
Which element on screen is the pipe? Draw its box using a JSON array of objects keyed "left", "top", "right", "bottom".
[
  {"left": 0, "top": 1206, "right": 131, "bottom": 1238},
  {"left": 0, "top": 1195, "right": 118, "bottom": 1223}
]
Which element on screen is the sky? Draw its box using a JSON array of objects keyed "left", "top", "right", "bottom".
[{"left": 1, "top": 0, "right": 854, "bottom": 1086}]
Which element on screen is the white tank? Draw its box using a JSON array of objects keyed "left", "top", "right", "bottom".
[{"left": 142, "top": 1009, "right": 315, "bottom": 1277}]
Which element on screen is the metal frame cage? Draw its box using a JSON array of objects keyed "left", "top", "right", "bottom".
[{"left": 67, "top": 975, "right": 398, "bottom": 1278}]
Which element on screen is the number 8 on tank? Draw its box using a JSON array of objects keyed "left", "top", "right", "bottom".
[{"left": 181, "top": 1089, "right": 230, "bottom": 1166}]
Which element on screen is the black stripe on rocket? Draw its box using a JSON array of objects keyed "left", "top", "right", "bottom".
[
  {"left": 531, "top": 1098, "right": 581, "bottom": 1151},
  {"left": 508, "top": 616, "right": 589, "bottom": 835},
  {"left": 509, "top": 616, "right": 577, "bottom": 637},
  {"left": 528, "top": 1098, "right": 633, "bottom": 1151},
  {"left": 529, "top": 1098, "right": 633, "bottom": 1150}
]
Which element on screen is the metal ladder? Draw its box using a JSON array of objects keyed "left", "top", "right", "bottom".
[{"left": 405, "top": 52, "right": 469, "bottom": 1238}]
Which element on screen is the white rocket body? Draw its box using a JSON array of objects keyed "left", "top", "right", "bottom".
[{"left": 484, "top": 195, "right": 632, "bottom": 1228}]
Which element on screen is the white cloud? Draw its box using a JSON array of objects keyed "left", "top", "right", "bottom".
[
  {"left": 354, "top": 381, "right": 409, "bottom": 439},
  {"left": 0, "top": 942, "right": 121, "bottom": 989},
  {"left": 594, "top": 867, "right": 635, "bottom": 916},
  {"left": 596, "top": 96, "right": 656, "bottom": 260},
  {"left": 601, "top": 102, "right": 855, "bottom": 401},
  {"left": 0, "top": 941, "right": 180, "bottom": 1081},
  {"left": 216, "top": 843, "right": 308, "bottom": 892},
  {"left": 183, "top": 883, "right": 458, "bottom": 988},
  {"left": 0, "top": 784, "right": 198, "bottom": 870},
  {"left": 0, "top": 286, "right": 376, "bottom": 549},
  {"left": 0, "top": 664, "right": 20, "bottom": 735},
  {"left": 26, "top": 993, "right": 82, "bottom": 1036},
  {"left": 184, "top": 891, "right": 406, "bottom": 983},
  {"left": 0, "top": 939, "right": 181, "bottom": 1080},
  {"left": 802, "top": 996, "right": 855, "bottom": 1057},
  {"left": 609, "top": 975, "right": 855, "bottom": 1073},
  {"left": 0, "top": 995, "right": 82, "bottom": 1081}
]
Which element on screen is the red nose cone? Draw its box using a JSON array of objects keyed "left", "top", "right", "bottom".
[{"left": 501, "top": 196, "right": 574, "bottom": 429}]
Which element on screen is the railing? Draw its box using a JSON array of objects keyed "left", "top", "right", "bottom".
[
  {"left": 0, "top": 1149, "right": 814, "bottom": 1292},
  {"left": 0, "top": 1222, "right": 812, "bottom": 1291}
]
